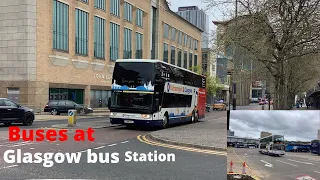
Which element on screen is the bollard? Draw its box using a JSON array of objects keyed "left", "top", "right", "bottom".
[
  {"left": 262, "top": 105, "right": 265, "bottom": 110},
  {"left": 242, "top": 162, "right": 246, "bottom": 174},
  {"left": 68, "top": 110, "right": 77, "bottom": 127},
  {"left": 228, "top": 161, "right": 233, "bottom": 173}
]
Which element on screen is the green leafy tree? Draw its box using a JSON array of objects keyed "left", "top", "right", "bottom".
[{"left": 189, "top": 66, "right": 223, "bottom": 96}]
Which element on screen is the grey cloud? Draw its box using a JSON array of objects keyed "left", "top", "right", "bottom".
[{"left": 230, "top": 110, "right": 320, "bottom": 141}]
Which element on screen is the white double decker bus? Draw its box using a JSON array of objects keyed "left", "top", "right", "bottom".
[
  {"left": 107, "top": 59, "right": 206, "bottom": 129},
  {"left": 259, "top": 135, "right": 285, "bottom": 156}
]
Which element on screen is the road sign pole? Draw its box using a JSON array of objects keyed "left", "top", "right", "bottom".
[{"left": 68, "top": 110, "right": 77, "bottom": 127}]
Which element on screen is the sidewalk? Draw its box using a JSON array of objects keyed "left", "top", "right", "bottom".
[
  {"left": 35, "top": 110, "right": 110, "bottom": 121},
  {"left": 148, "top": 114, "right": 227, "bottom": 151}
]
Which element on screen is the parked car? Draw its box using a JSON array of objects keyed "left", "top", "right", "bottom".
[
  {"left": 44, "top": 100, "right": 93, "bottom": 115},
  {"left": 212, "top": 103, "right": 227, "bottom": 111},
  {"left": 0, "top": 98, "right": 34, "bottom": 126}
]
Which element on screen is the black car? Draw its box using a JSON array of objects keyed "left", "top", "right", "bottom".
[
  {"left": 44, "top": 100, "right": 93, "bottom": 115},
  {"left": 0, "top": 98, "right": 34, "bottom": 126}
]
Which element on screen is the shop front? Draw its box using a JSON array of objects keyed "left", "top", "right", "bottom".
[{"left": 49, "top": 88, "right": 84, "bottom": 105}]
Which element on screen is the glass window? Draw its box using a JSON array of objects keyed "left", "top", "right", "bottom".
[
  {"left": 177, "top": 49, "right": 182, "bottom": 67},
  {"left": 4, "top": 100, "right": 17, "bottom": 107},
  {"left": 110, "top": 0, "right": 120, "bottom": 17},
  {"left": 162, "top": 93, "right": 192, "bottom": 108},
  {"left": 170, "top": 46, "right": 175, "bottom": 65},
  {"left": 124, "top": 2, "right": 132, "bottom": 22},
  {"left": 110, "top": 22, "right": 120, "bottom": 61},
  {"left": 189, "top": 53, "right": 193, "bottom": 69},
  {"left": 123, "top": 28, "right": 132, "bottom": 59},
  {"left": 66, "top": 101, "right": 75, "bottom": 106},
  {"left": 163, "top": 24, "right": 169, "bottom": 38},
  {"left": 75, "top": 9, "right": 89, "bottom": 55},
  {"left": 94, "top": 0, "right": 105, "bottom": 10},
  {"left": 171, "top": 27, "right": 176, "bottom": 41},
  {"left": 189, "top": 37, "right": 193, "bottom": 48},
  {"left": 111, "top": 92, "right": 153, "bottom": 110},
  {"left": 136, "top": 8, "right": 144, "bottom": 27},
  {"left": 183, "top": 51, "right": 188, "bottom": 69},
  {"left": 0, "top": 99, "right": 6, "bottom": 106},
  {"left": 184, "top": 34, "right": 188, "bottom": 46},
  {"left": 135, "top": 32, "right": 143, "bottom": 58},
  {"left": 80, "top": 0, "right": 88, "bottom": 3},
  {"left": 52, "top": 0, "right": 69, "bottom": 51},
  {"left": 194, "top": 54, "right": 198, "bottom": 67},
  {"left": 94, "top": 16, "right": 105, "bottom": 59},
  {"left": 163, "top": 43, "right": 168, "bottom": 63},
  {"left": 178, "top": 31, "right": 182, "bottom": 44},
  {"left": 194, "top": 40, "right": 198, "bottom": 50}
]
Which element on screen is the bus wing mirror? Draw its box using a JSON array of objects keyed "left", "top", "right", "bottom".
[{"left": 107, "top": 97, "right": 111, "bottom": 109}]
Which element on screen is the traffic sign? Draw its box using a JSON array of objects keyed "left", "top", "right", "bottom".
[{"left": 69, "top": 111, "right": 74, "bottom": 116}]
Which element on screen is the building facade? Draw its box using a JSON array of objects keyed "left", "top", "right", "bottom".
[
  {"left": 0, "top": 0, "right": 202, "bottom": 108},
  {"left": 176, "top": 6, "right": 209, "bottom": 49}
]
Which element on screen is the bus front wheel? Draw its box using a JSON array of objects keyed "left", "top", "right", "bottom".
[{"left": 162, "top": 114, "right": 169, "bottom": 129}]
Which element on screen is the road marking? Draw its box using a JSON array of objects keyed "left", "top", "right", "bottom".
[
  {"left": 120, "top": 141, "right": 129, "bottom": 144},
  {"left": 77, "top": 150, "right": 88, "bottom": 153},
  {"left": 94, "top": 146, "right": 105, "bottom": 150},
  {"left": 0, "top": 165, "right": 18, "bottom": 170},
  {"left": 30, "top": 148, "right": 34, "bottom": 150},
  {"left": 287, "top": 159, "right": 314, "bottom": 165},
  {"left": 260, "top": 160, "right": 273, "bottom": 168},
  {"left": 314, "top": 171, "right": 320, "bottom": 174},
  {"left": 276, "top": 160, "right": 298, "bottom": 167},
  {"left": 108, "top": 143, "right": 117, "bottom": 147},
  {"left": 137, "top": 135, "right": 227, "bottom": 156}
]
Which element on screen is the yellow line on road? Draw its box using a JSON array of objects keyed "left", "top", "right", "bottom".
[
  {"left": 137, "top": 135, "right": 227, "bottom": 156},
  {"left": 231, "top": 149, "right": 261, "bottom": 180}
]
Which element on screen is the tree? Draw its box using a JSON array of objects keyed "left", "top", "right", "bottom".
[
  {"left": 207, "top": 0, "right": 320, "bottom": 109},
  {"left": 189, "top": 66, "right": 223, "bottom": 96}
]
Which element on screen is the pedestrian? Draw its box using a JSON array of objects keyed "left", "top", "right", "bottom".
[{"left": 306, "top": 102, "right": 309, "bottom": 109}]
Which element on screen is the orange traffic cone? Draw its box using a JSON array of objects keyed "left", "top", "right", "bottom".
[
  {"left": 228, "top": 161, "right": 233, "bottom": 173},
  {"left": 242, "top": 162, "right": 246, "bottom": 174}
]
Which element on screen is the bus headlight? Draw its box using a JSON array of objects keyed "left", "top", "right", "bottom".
[
  {"left": 110, "top": 112, "right": 117, "bottom": 116},
  {"left": 141, "top": 114, "right": 151, "bottom": 119}
]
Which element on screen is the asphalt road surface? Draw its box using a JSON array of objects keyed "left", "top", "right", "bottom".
[
  {"left": 0, "top": 111, "right": 226, "bottom": 180},
  {"left": 229, "top": 147, "right": 320, "bottom": 180}
]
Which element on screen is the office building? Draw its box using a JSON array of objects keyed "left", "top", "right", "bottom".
[
  {"left": 0, "top": 0, "right": 202, "bottom": 108},
  {"left": 176, "top": 6, "right": 209, "bottom": 48}
]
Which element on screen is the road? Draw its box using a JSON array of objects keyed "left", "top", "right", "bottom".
[
  {"left": 228, "top": 147, "right": 320, "bottom": 180},
  {"left": 0, "top": 111, "right": 226, "bottom": 180}
]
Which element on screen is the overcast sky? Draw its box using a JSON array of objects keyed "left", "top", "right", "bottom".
[{"left": 230, "top": 111, "right": 320, "bottom": 142}]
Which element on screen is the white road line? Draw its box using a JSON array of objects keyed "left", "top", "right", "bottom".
[
  {"left": 120, "top": 141, "right": 129, "bottom": 144},
  {"left": 94, "top": 146, "right": 105, "bottom": 150},
  {"left": 276, "top": 160, "right": 298, "bottom": 167},
  {"left": 314, "top": 171, "right": 320, "bottom": 174},
  {"left": 56, "top": 144, "right": 60, "bottom": 146},
  {"left": 30, "top": 148, "right": 34, "bottom": 150},
  {"left": 77, "top": 150, "right": 88, "bottom": 153},
  {"left": 287, "top": 159, "right": 314, "bottom": 165},
  {"left": 0, "top": 165, "right": 18, "bottom": 170},
  {"left": 108, "top": 143, "right": 117, "bottom": 147}
]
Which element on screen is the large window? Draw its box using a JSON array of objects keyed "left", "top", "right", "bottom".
[
  {"left": 75, "top": 9, "right": 88, "bottom": 55},
  {"left": 94, "top": 16, "right": 105, "bottom": 59},
  {"left": 124, "top": 2, "right": 132, "bottom": 22},
  {"left": 189, "top": 53, "right": 193, "bottom": 69},
  {"left": 123, "top": 28, "right": 132, "bottom": 59},
  {"left": 162, "top": 93, "right": 192, "bottom": 108},
  {"left": 135, "top": 32, "right": 143, "bottom": 58},
  {"left": 183, "top": 51, "right": 188, "bottom": 69},
  {"left": 189, "top": 37, "right": 193, "bottom": 48},
  {"left": 184, "top": 34, "right": 188, "bottom": 46},
  {"left": 80, "top": 0, "right": 88, "bottom": 3},
  {"left": 110, "top": 22, "right": 120, "bottom": 61},
  {"left": 110, "top": 0, "right": 120, "bottom": 17},
  {"left": 194, "top": 40, "right": 198, "bottom": 50},
  {"left": 194, "top": 54, "right": 198, "bottom": 67},
  {"left": 178, "top": 31, "right": 182, "bottom": 44},
  {"left": 111, "top": 92, "right": 153, "bottom": 110},
  {"left": 136, "top": 8, "right": 143, "bottom": 27},
  {"left": 94, "top": 0, "right": 106, "bottom": 10},
  {"left": 170, "top": 46, "right": 175, "bottom": 65},
  {"left": 163, "top": 23, "right": 169, "bottom": 38},
  {"left": 177, "top": 49, "right": 182, "bottom": 67},
  {"left": 171, "top": 27, "right": 176, "bottom": 41},
  {"left": 52, "top": 0, "right": 69, "bottom": 51},
  {"left": 163, "top": 43, "right": 168, "bottom": 63}
]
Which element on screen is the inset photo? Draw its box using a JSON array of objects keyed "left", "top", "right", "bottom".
[{"left": 227, "top": 110, "right": 320, "bottom": 180}]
